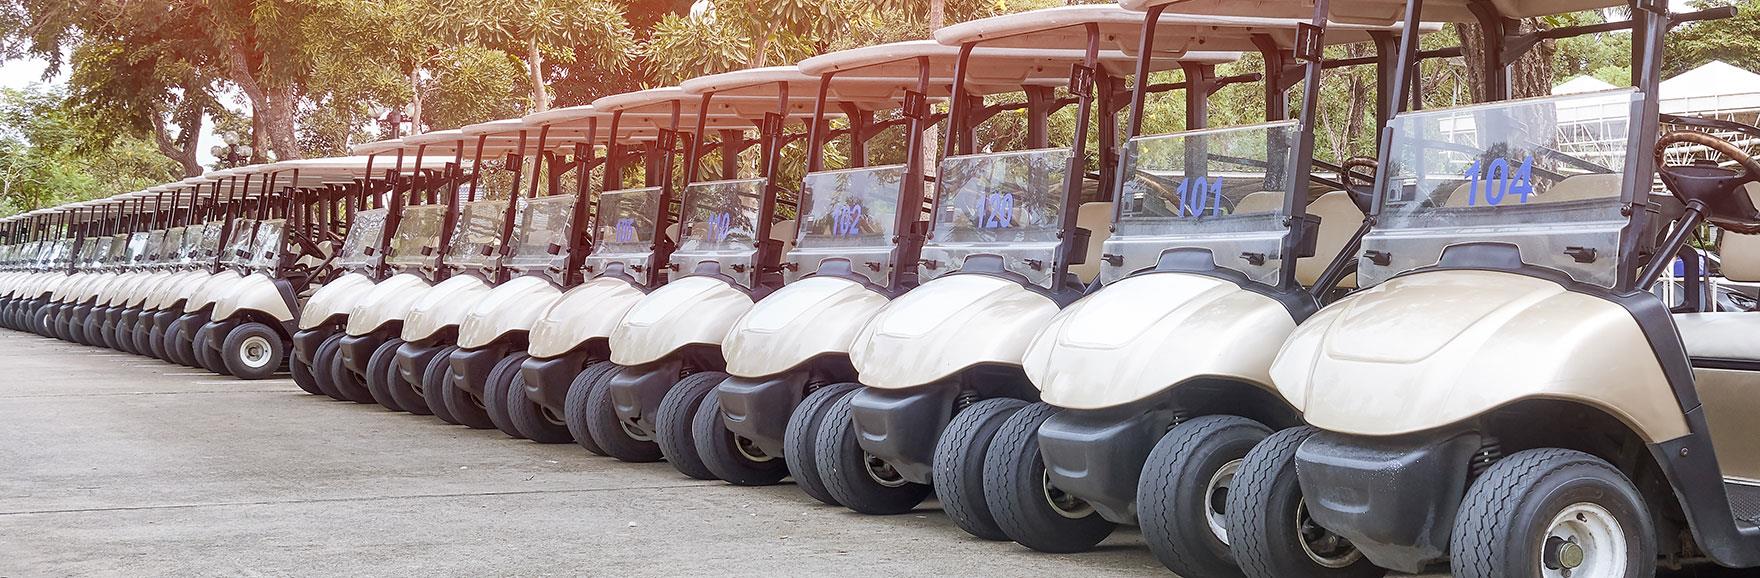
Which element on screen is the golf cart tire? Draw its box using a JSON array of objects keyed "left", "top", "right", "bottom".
[
  {"left": 985, "top": 402, "right": 1116, "bottom": 552},
  {"left": 290, "top": 352, "right": 322, "bottom": 395},
  {"left": 364, "top": 338, "right": 407, "bottom": 412},
  {"left": 321, "top": 335, "right": 374, "bottom": 403},
  {"left": 583, "top": 365, "right": 664, "bottom": 462},
  {"left": 1139, "top": 415, "right": 1272, "bottom": 577},
  {"left": 385, "top": 345, "right": 433, "bottom": 416},
  {"left": 814, "top": 394, "right": 932, "bottom": 515},
  {"left": 192, "top": 322, "right": 230, "bottom": 375},
  {"left": 309, "top": 334, "right": 347, "bottom": 400},
  {"left": 1449, "top": 448, "right": 1654, "bottom": 578},
  {"left": 421, "top": 345, "right": 461, "bottom": 425},
  {"left": 934, "top": 397, "right": 1028, "bottom": 541},
  {"left": 655, "top": 371, "right": 731, "bottom": 480},
  {"left": 1227, "top": 426, "right": 1384, "bottom": 578},
  {"left": 506, "top": 372, "right": 571, "bottom": 444},
  {"left": 482, "top": 352, "right": 529, "bottom": 438},
  {"left": 562, "top": 360, "right": 620, "bottom": 456},
  {"left": 442, "top": 369, "right": 496, "bottom": 429},
  {"left": 784, "top": 382, "right": 861, "bottom": 505},
  {"left": 694, "top": 389, "right": 789, "bottom": 486},
  {"left": 221, "top": 322, "right": 284, "bottom": 380}
]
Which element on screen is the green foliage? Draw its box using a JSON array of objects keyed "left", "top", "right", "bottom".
[
  {"left": 1667, "top": 0, "right": 1760, "bottom": 77},
  {"left": 0, "top": 86, "right": 180, "bottom": 216},
  {"left": 424, "top": 45, "right": 528, "bottom": 129}
]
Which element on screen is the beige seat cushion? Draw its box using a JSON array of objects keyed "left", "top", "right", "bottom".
[
  {"left": 1070, "top": 202, "right": 1113, "bottom": 284},
  {"left": 770, "top": 219, "right": 797, "bottom": 256},
  {"left": 1675, "top": 312, "right": 1760, "bottom": 361},
  {"left": 1234, "top": 191, "right": 1283, "bottom": 214},
  {"left": 1300, "top": 191, "right": 1365, "bottom": 288}
]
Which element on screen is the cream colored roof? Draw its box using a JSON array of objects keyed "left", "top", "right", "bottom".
[
  {"left": 940, "top": 5, "right": 1416, "bottom": 53},
  {"left": 798, "top": 41, "right": 1208, "bottom": 93},
  {"left": 1118, "top": 0, "right": 1617, "bottom": 23}
]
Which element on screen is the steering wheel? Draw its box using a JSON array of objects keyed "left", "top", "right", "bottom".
[
  {"left": 1340, "top": 157, "right": 1379, "bottom": 214},
  {"left": 1655, "top": 131, "right": 1760, "bottom": 234}
]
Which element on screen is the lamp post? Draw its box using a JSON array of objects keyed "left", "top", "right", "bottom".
[{"left": 210, "top": 133, "right": 255, "bottom": 169}]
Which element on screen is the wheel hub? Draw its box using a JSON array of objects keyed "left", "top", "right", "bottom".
[
  {"left": 1041, "top": 470, "right": 1093, "bottom": 519},
  {"left": 863, "top": 453, "right": 907, "bottom": 488},
  {"left": 1205, "top": 459, "right": 1243, "bottom": 545},
  {"left": 734, "top": 435, "right": 773, "bottom": 463},
  {"left": 1297, "top": 499, "right": 1363, "bottom": 569},
  {"left": 1541, "top": 503, "right": 1624, "bottom": 578},
  {"left": 239, "top": 335, "right": 273, "bottom": 369}
]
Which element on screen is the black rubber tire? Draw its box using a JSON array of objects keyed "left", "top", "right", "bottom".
[
  {"left": 814, "top": 393, "right": 933, "bottom": 515},
  {"left": 985, "top": 401, "right": 1116, "bottom": 552},
  {"left": 192, "top": 322, "right": 230, "bottom": 375},
  {"left": 322, "top": 336, "right": 374, "bottom": 404},
  {"left": 1227, "top": 426, "right": 1384, "bottom": 578},
  {"left": 693, "top": 389, "right": 789, "bottom": 486},
  {"left": 146, "top": 321, "right": 168, "bottom": 361},
  {"left": 81, "top": 314, "right": 101, "bottom": 346},
  {"left": 442, "top": 358, "right": 497, "bottom": 430},
  {"left": 562, "top": 361, "right": 619, "bottom": 456},
  {"left": 385, "top": 347, "right": 432, "bottom": 416},
  {"left": 220, "top": 322, "right": 285, "bottom": 380},
  {"left": 363, "top": 338, "right": 406, "bottom": 412},
  {"left": 421, "top": 345, "right": 461, "bottom": 425},
  {"left": 1450, "top": 448, "right": 1655, "bottom": 578},
  {"left": 582, "top": 364, "right": 663, "bottom": 462},
  {"left": 654, "top": 371, "right": 730, "bottom": 480},
  {"left": 934, "top": 397, "right": 1028, "bottom": 541},
  {"left": 290, "top": 352, "right": 323, "bottom": 395},
  {"left": 163, "top": 320, "right": 191, "bottom": 366},
  {"left": 482, "top": 352, "right": 529, "bottom": 438},
  {"left": 783, "top": 382, "right": 861, "bottom": 505},
  {"left": 1139, "top": 415, "right": 1274, "bottom": 577},
  {"left": 309, "top": 334, "right": 346, "bottom": 400},
  {"left": 506, "top": 372, "right": 571, "bottom": 443}
]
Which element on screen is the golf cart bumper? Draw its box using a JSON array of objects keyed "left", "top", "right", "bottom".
[
  {"left": 716, "top": 372, "right": 811, "bottom": 457},
  {"left": 518, "top": 350, "right": 590, "bottom": 414},
  {"left": 394, "top": 340, "right": 445, "bottom": 390},
  {"left": 603, "top": 359, "right": 685, "bottom": 438},
  {"left": 1293, "top": 430, "right": 1482, "bottom": 574},
  {"left": 173, "top": 310, "right": 211, "bottom": 350},
  {"left": 337, "top": 333, "right": 389, "bottom": 378},
  {"left": 446, "top": 343, "right": 511, "bottom": 398},
  {"left": 292, "top": 327, "right": 336, "bottom": 366},
  {"left": 1037, "top": 407, "right": 1168, "bottom": 525},
  {"left": 848, "top": 385, "right": 962, "bottom": 485}
]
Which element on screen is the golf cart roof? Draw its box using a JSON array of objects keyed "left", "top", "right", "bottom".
[
  {"left": 349, "top": 137, "right": 406, "bottom": 156},
  {"left": 520, "top": 105, "right": 668, "bottom": 144},
  {"left": 1118, "top": 0, "right": 1614, "bottom": 24},
  {"left": 797, "top": 40, "right": 1207, "bottom": 93},
  {"left": 936, "top": 4, "right": 1418, "bottom": 53},
  {"left": 592, "top": 87, "right": 767, "bottom": 133}
]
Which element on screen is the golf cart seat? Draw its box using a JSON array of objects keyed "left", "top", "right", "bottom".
[
  {"left": 1071, "top": 201, "right": 1113, "bottom": 284},
  {"left": 770, "top": 219, "right": 797, "bottom": 256},
  {"left": 1235, "top": 190, "right": 1284, "bottom": 213},
  {"left": 1440, "top": 173, "right": 1622, "bottom": 207},
  {"left": 1675, "top": 230, "right": 1760, "bottom": 363},
  {"left": 1299, "top": 191, "right": 1365, "bottom": 288}
]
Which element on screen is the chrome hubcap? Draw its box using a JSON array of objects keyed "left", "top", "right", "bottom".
[
  {"left": 1206, "top": 459, "right": 1243, "bottom": 545},
  {"left": 1298, "top": 499, "right": 1363, "bottom": 568},
  {"left": 1042, "top": 470, "right": 1093, "bottom": 519},
  {"left": 864, "top": 453, "right": 907, "bottom": 488}
]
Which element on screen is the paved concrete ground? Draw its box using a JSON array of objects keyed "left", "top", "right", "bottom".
[{"left": 0, "top": 330, "right": 1438, "bottom": 577}]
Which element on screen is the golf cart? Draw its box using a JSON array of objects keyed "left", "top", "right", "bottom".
[{"left": 1212, "top": 1, "right": 1760, "bottom": 576}]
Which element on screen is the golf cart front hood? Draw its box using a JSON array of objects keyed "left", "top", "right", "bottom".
[
  {"left": 344, "top": 273, "right": 431, "bottom": 336},
  {"left": 148, "top": 270, "right": 208, "bottom": 311},
  {"left": 723, "top": 276, "right": 891, "bottom": 378},
  {"left": 526, "top": 276, "right": 646, "bottom": 359},
  {"left": 183, "top": 270, "right": 246, "bottom": 312},
  {"left": 1025, "top": 273, "right": 1294, "bottom": 410},
  {"left": 401, "top": 274, "right": 493, "bottom": 342},
  {"left": 608, "top": 275, "right": 753, "bottom": 366},
  {"left": 297, "top": 271, "right": 376, "bottom": 330},
  {"left": 212, "top": 273, "right": 294, "bottom": 324},
  {"left": 1271, "top": 269, "right": 1688, "bottom": 443},
  {"left": 457, "top": 275, "right": 563, "bottom": 349},
  {"left": 851, "top": 274, "right": 1060, "bottom": 389},
  {"left": 123, "top": 272, "right": 173, "bottom": 308}
]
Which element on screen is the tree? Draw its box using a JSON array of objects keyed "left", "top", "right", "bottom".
[
  {"left": 423, "top": 0, "right": 637, "bottom": 113},
  {"left": 1666, "top": 0, "right": 1760, "bottom": 77},
  {"left": 0, "top": 86, "right": 180, "bottom": 216}
]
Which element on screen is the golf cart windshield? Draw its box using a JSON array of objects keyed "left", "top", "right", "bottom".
[
  {"left": 127, "top": 232, "right": 153, "bottom": 266},
  {"left": 1111, "top": 121, "right": 1300, "bottom": 286},
  {"left": 585, "top": 186, "right": 660, "bottom": 275},
  {"left": 791, "top": 165, "right": 906, "bottom": 285},
  {"left": 922, "top": 148, "right": 1074, "bottom": 289},
  {"left": 157, "top": 228, "right": 184, "bottom": 265},
  {"left": 221, "top": 220, "right": 256, "bottom": 266},
  {"left": 198, "top": 221, "right": 225, "bottom": 261},
  {"left": 334, "top": 208, "right": 387, "bottom": 268},
  {"left": 504, "top": 194, "right": 575, "bottom": 277},
  {"left": 675, "top": 178, "right": 764, "bottom": 288},
  {"left": 105, "top": 236, "right": 129, "bottom": 267},
  {"left": 247, "top": 220, "right": 286, "bottom": 269},
  {"left": 445, "top": 199, "right": 509, "bottom": 271},
  {"left": 385, "top": 204, "right": 448, "bottom": 271},
  {"left": 1362, "top": 89, "right": 1637, "bottom": 288}
]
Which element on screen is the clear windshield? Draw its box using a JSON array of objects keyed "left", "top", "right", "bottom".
[
  {"left": 248, "top": 220, "right": 286, "bottom": 268},
  {"left": 155, "top": 228, "right": 183, "bottom": 265},
  {"left": 446, "top": 199, "right": 509, "bottom": 270},
  {"left": 505, "top": 194, "right": 576, "bottom": 276},
  {"left": 334, "top": 208, "right": 387, "bottom": 268},
  {"left": 1364, "top": 89, "right": 1638, "bottom": 288},
  {"left": 105, "top": 236, "right": 129, "bottom": 266},
  {"left": 585, "top": 187, "right": 661, "bottom": 276},
  {"left": 385, "top": 205, "right": 448, "bottom": 269},
  {"left": 127, "top": 232, "right": 153, "bottom": 266},
  {"left": 921, "top": 148, "right": 1073, "bottom": 289},
  {"left": 198, "top": 221, "right": 224, "bottom": 262},
  {"left": 791, "top": 165, "right": 908, "bottom": 285},
  {"left": 1107, "top": 121, "right": 1300, "bottom": 285},
  {"left": 222, "top": 220, "right": 256, "bottom": 266},
  {"left": 673, "top": 178, "right": 765, "bottom": 287}
]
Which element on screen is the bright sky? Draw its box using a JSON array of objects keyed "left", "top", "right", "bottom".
[{"left": 0, "top": 56, "right": 224, "bottom": 170}]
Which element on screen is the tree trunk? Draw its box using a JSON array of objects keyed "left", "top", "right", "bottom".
[
  {"left": 527, "top": 36, "right": 549, "bottom": 112},
  {"left": 751, "top": 34, "right": 769, "bottom": 68},
  {"left": 408, "top": 67, "right": 424, "bottom": 135},
  {"left": 223, "top": 45, "right": 303, "bottom": 160},
  {"left": 1342, "top": 43, "right": 1369, "bottom": 159},
  {"left": 151, "top": 102, "right": 204, "bottom": 177},
  {"left": 1456, "top": 19, "right": 1555, "bottom": 102}
]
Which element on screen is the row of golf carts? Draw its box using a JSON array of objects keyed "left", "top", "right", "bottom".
[{"left": 5, "top": 0, "right": 1760, "bottom": 575}]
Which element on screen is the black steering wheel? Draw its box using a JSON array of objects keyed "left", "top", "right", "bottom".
[
  {"left": 1340, "top": 157, "right": 1379, "bottom": 214},
  {"left": 1655, "top": 131, "right": 1760, "bottom": 234}
]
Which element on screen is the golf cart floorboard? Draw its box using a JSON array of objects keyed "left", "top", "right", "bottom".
[{"left": 1725, "top": 481, "right": 1760, "bottom": 527}]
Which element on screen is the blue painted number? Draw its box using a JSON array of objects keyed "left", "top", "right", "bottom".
[
  {"left": 979, "top": 192, "right": 1015, "bottom": 229},
  {"left": 706, "top": 212, "right": 732, "bottom": 242},
  {"left": 614, "top": 218, "right": 637, "bottom": 243},
  {"left": 831, "top": 204, "right": 864, "bottom": 237},
  {"left": 1176, "top": 176, "right": 1225, "bottom": 217},
  {"left": 1463, "top": 154, "right": 1536, "bottom": 206}
]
